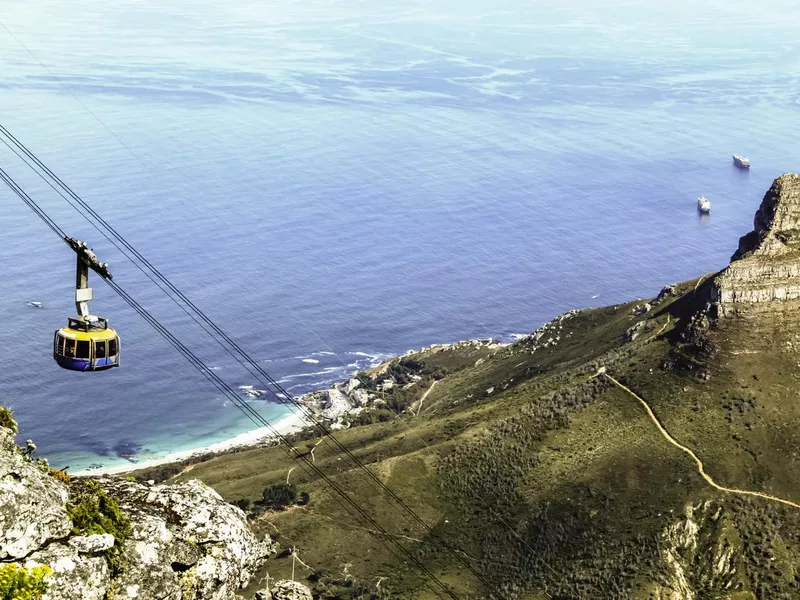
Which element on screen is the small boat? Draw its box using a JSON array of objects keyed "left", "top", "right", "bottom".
[
  {"left": 697, "top": 195, "right": 711, "bottom": 214},
  {"left": 27, "top": 301, "right": 42, "bottom": 308},
  {"left": 733, "top": 155, "right": 750, "bottom": 169}
]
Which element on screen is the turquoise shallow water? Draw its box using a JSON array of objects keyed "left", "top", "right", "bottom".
[{"left": 1, "top": 0, "right": 799, "bottom": 470}]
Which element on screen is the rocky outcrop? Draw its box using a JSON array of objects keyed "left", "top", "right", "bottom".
[
  {"left": 302, "top": 382, "right": 370, "bottom": 421},
  {"left": 653, "top": 501, "right": 746, "bottom": 600},
  {"left": 0, "top": 429, "right": 71, "bottom": 560},
  {"left": 713, "top": 174, "right": 800, "bottom": 315},
  {"left": 0, "top": 424, "right": 275, "bottom": 600},
  {"left": 269, "top": 580, "right": 313, "bottom": 600}
]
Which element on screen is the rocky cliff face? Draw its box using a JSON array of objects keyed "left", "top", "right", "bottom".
[
  {"left": 652, "top": 502, "right": 746, "bottom": 600},
  {"left": 713, "top": 174, "right": 800, "bottom": 316},
  {"left": 0, "top": 423, "right": 275, "bottom": 599}
]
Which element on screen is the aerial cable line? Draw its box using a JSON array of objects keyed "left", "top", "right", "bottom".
[
  {"left": 0, "top": 127, "right": 502, "bottom": 598},
  {"left": 0, "top": 125, "right": 504, "bottom": 589},
  {"left": 0, "top": 166, "right": 459, "bottom": 600}
]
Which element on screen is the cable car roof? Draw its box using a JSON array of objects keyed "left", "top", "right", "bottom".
[{"left": 57, "top": 327, "right": 119, "bottom": 342}]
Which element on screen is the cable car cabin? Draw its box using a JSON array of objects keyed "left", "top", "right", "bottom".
[{"left": 53, "top": 317, "right": 120, "bottom": 372}]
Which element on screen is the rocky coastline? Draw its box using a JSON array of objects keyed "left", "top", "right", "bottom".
[{"left": 76, "top": 337, "right": 508, "bottom": 477}]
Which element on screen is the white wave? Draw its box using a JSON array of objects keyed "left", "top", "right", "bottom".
[
  {"left": 508, "top": 333, "right": 529, "bottom": 340},
  {"left": 72, "top": 412, "right": 307, "bottom": 477},
  {"left": 281, "top": 366, "right": 351, "bottom": 381},
  {"left": 301, "top": 358, "right": 320, "bottom": 364}
]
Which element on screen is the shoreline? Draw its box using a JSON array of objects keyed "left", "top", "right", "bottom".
[
  {"left": 72, "top": 410, "right": 307, "bottom": 477},
  {"left": 71, "top": 335, "right": 513, "bottom": 478}
]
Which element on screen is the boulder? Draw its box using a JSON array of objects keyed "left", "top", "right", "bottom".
[
  {"left": 0, "top": 423, "right": 275, "bottom": 600},
  {"left": 271, "top": 579, "right": 313, "bottom": 600},
  {"left": 68, "top": 533, "right": 115, "bottom": 553},
  {"left": 0, "top": 427, "right": 71, "bottom": 560}
]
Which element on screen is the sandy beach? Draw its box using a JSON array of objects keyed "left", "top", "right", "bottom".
[{"left": 73, "top": 410, "right": 308, "bottom": 477}]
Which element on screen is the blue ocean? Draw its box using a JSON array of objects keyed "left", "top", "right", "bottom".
[{"left": 1, "top": 0, "right": 798, "bottom": 470}]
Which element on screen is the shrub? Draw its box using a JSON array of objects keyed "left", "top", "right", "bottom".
[
  {"left": 261, "top": 483, "right": 297, "bottom": 510},
  {"left": 49, "top": 468, "right": 70, "bottom": 484},
  {"left": 0, "top": 407, "right": 17, "bottom": 434},
  {"left": 0, "top": 563, "right": 52, "bottom": 599},
  {"left": 67, "top": 480, "right": 132, "bottom": 573},
  {"left": 232, "top": 498, "right": 251, "bottom": 512}
]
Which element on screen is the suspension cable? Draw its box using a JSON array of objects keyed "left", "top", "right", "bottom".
[
  {"left": 0, "top": 163, "right": 459, "bottom": 600},
  {"left": 0, "top": 125, "right": 502, "bottom": 596}
]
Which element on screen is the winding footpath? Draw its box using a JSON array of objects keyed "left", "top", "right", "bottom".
[
  {"left": 595, "top": 367, "right": 800, "bottom": 510},
  {"left": 415, "top": 379, "right": 437, "bottom": 416}
]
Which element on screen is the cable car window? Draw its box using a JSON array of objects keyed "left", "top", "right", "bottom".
[
  {"left": 108, "top": 338, "right": 117, "bottom": 356},
  {"left": 95, "top": 341, "right": 107, "bottom": 359},
  {"left": 76, "top": 340, "right": 90, "bottom": 359},
  {"left": 63, "top": 339, "right": 76, "bottom": 357}
]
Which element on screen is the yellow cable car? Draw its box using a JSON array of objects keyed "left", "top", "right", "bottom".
[{"left": 53, "top": 237, "right": 120, "bottom": 372}]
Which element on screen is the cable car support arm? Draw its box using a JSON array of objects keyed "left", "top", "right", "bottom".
[{"left": 63, "top": 236, "right": 112, "bottom": 321}]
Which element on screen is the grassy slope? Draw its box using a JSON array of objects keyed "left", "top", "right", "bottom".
[{"left": 143, "top": 277, "right": 800, "bottom": 599}]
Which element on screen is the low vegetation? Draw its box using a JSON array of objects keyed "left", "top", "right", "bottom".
[
  {"left": 67, "top": 479, "right": 132, "bottom": 573},
  {"left": 0, "top": 406, "right": 17, "bottom": 434},
  {"left": 120, "top": 277, "right": 800, "bottom": 598},
  {"left": 0, "top": 563, "right": 51, "bottom": 600}
]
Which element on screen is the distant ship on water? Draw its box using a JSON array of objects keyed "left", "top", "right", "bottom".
[
  {"left": 697, "top": 195, "right": 711, "bottom": 214},
  {"left": 733, "top": 155, "right": 750, "bottom": 169}
]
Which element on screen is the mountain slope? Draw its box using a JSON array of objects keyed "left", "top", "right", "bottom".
[{"left": 151, "top": 175, "right": 800, "bottom": 599}]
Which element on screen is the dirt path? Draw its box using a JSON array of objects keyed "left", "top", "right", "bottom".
[
  {"left": 415, "top": 380, "right": 437, "bottom": 416},
  {"left": 596, "top": 368, "right": 800, "bottom": 510}
]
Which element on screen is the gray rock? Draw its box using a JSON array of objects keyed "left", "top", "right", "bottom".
[
  {"left": 624, "top": 321, "right": 646, "bottom": 343},
  {"left": 657, "top": 284, "right": 677, "bottom": 300},
  {"left": 714, "top": 174, "right": 800, "bottom": 315},
  {"left": 271, "top": 580, "right": 313, "bottom": 600},
  {"left": 351, "top": 388, "right": 371, "bottom": 407},
  {"left": 343, "top": 378, "right": 361, "bottom": 395},
  {"left": 100, "top": 478, "right": 275, "bottom": 600},
  {"left": 322, "top": 388, "right": 353, "bottom": 420},
  {"left": 68, "top": 533, "right": 115, "bottom": 553},
  {"left": 25, "top": 543, "right": 109, "bottom": 600},
  {"left": 255, "top": 590, "right": 272, "bottom": 600},
  {"left": 0, "top": 424, "right": 275, "bottom": 600},
  {"left": 0, "top": 427, "right": 71, "bottom": 560}
]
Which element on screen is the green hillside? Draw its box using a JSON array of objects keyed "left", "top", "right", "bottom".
[{"left": 135, "top": 175, "right": 800, "bottom": 599}]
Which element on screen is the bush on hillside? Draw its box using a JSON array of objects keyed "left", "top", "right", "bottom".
[
  {"left": 261, "top": 483, "right": 298, "bottom": 510},
  {"left": 0, "top": 406, "right": 17, "bottom": 434}
]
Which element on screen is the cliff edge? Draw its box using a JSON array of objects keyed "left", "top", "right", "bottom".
[
  {"left": 0, "top": 418, "right": 275, "bottom": 600},
  {"left": 713, "top": 173, "right": 800, "bottom": 315}
]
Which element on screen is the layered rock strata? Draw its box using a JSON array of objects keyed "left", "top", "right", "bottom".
[{"left": 712, "top": 174, "right": 800, "bottom": 316}]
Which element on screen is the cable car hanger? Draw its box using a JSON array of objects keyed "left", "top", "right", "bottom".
[{"left": 52, "top": 237, "right": 120, "bottom": 372}]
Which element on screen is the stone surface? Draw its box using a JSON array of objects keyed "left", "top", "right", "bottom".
[
  {"left": 0, "top": 424, "right": 275, "bottom": 600},
  {"left": 270, "top": 580, "right": 313, "bottom": 600},
  {"left": 713, "top": 174, "right": 800, "bottom": 315},
  {"left": 99, "top": 478, "right": 275, "bottom": 600},
  {"left": 68, "top": 533, "right": 115, "bottom": 554},
  {"left": 0, "top": 427, "right": 71, "bottom": 560},
  {"left": 25, "top": 543, "right": 110, "bottom": 600},
  {"left": 652, "top": 502, "right": 743, "bottom": 600}
]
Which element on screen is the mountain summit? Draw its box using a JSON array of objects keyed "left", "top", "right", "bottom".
[{"left": 714, "top": 173, "right": 800, "bottom": 316}]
